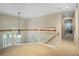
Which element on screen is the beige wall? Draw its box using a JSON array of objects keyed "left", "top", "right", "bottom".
[
  {"left": 0, "top": 13, "right": 26, "bottom": 29},
  {"left": 25, "top": 13, "right": 59, "bottom": 28},
  {"left": 74, "top": 8, "right": 79, "bottom": 47}
]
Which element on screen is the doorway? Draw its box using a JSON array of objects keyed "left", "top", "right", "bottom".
[{"left": 62, "top": 18, "right": 74, "bottom": 41}]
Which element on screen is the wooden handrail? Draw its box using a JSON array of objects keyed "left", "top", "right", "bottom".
[
  {"left": 44, "top": 27, "right": 56, "bottom": 28},
  {"left": 0, "top": 29, "right": 56, "bottom": 32},
  {"left": 45, "top": 33, "right": 59, "bottom": 44}
]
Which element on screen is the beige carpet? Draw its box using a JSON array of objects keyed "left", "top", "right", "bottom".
[{"left": 0, "top": 41, "right": 78, "bottom": 56}]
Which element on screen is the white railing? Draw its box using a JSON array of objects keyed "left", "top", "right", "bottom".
[
  {"left": 44, "top": 33, "right": 60, "bottom": 46},
  {"left": 0, "top": 27, "right": 56, "bottom": 48}
]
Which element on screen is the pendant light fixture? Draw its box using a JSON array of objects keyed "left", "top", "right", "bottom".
[
  {"left": 17, "top": 11, "right": 22, "bottom": 38},
  {"left": 17, "top": 11, "right": 21, "bottom": 35}
]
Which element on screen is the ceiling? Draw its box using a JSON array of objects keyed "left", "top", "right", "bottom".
[{"left": 0, "top": 3, "right": 76, "bottom": 18}]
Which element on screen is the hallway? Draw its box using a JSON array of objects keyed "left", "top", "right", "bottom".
[{"left": 0, "top": 3, "right": 79, "bottom": 56}]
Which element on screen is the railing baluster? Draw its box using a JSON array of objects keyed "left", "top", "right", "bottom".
[{"left": 45, "top": 33, "right": 59, "bottom": 46}]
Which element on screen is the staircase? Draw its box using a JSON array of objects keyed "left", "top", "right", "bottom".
[{"left": 45, "top": 33, "right": 60, "bottom": 46}]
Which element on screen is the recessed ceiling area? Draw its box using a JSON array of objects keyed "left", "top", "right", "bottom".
[{"left": 0, "top": 3, "right": 76, "bottom": 18}]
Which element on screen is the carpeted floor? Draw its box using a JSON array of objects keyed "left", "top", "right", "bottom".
[{"left": 0, "top": 40, "right": 79, "bottom": 56}]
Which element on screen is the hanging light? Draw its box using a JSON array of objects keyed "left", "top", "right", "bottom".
[
  {"left": 18, "top": 11, "right": 20, "bottom": 35},
  {"left": 16, "top": 11, "right": 22, "bottom": 38}
]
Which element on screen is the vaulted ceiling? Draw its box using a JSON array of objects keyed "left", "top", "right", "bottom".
[{"left": 0, "top": 3, "right": 76, "bottom": 18}]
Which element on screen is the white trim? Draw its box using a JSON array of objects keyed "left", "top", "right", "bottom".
[{"left": 14, "top": 43, "right": 55, "bottom": 48}]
